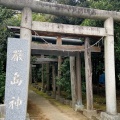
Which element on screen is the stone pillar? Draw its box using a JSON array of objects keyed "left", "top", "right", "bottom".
[
  {"left": 41, "top": 63, "right": 44, "bottom": 91},
  {"left": 46, "top": 63, "right": 50, "bottom": 91},
  {"left": 83, "top": 37, "right": 97, "bottom": 118},
  {"left": 57, "top": 36, "right": 62, "bottom": 96},
  {"left": 52, "top": 64, "right": 56, "bottom": 98},
  {"left": 20, "top": 7, "right": 32, "bottom": 84},
  {"left": 101, "top": 17, "right": 120, "bottom": 119},
  {"left": 70, "top": 56, "right": 77, "bottom": 109},
  {"left": 20, "top": 7, "right": 32, "bottom": 119},
  {"left": 41, "top": 55, "right": 44, "bottom": 91},
  {"left": 75, "top": 52, "right": 84, "bottom": 111}
]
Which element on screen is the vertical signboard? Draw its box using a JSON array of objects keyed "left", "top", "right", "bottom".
[{"left": 5, "top": 38, "right": 29, "bottom": 120}]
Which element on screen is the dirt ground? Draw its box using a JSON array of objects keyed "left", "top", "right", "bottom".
[
  {"left": 28, "top": 90, "right": 88, "bottom": 120},
  {"left": 28, "top": 99, "right": 49, "bottom": 120},
  {"left": 28, "top": 86, "right": 120, "bottom": 120}
]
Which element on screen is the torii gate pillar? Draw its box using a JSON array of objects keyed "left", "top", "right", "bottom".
[
  {"left": 20, "top": 7, "right": 32, "bottom": 119},
  {"left": 46, "top": 63, "right": 50, "bottom": 91},
  {"left": 101, "top": 18, "right": 120, "bottom": 119},
  {"left": 57, "top": 37, "right": 62, "bottom": 96},
  {"left": 41, "top": 55, "right": 45, "bottom": 91},
  {"left": 52, "top": 64, "right": 56, "bottom": 98},
  {"left": 70, "top": 56, "right": 77, "bottom": 109},
  {"left": 75, "top": 52, "right": 84, "bottom": 111},
  {"left": 83, "top": 37, "right": 97, "bottom": 118}
]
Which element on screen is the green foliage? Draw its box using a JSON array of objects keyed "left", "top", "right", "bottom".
[
  {"left": 88, "top": 0, "right": 120, "bottom": 11},
  {"left": 0, "top": 6, "right": 14, "bottom": 22},
  {"left": 81, "top": 0, "right": 120, "bottom": 86},
  {"left": 6, "top": 14, "right": 21, "bottom": 26},
  {"left": 0, "top": 7, "right": 14, "bottom": 60},
  {"left": 49, "top": 0, "right": 84, "bottom": 25},
  {"left": 0, "top": 6, "right": 15, "bottom": 103},
  {"left": 56, "top": 0, "right": 78, "bottom": 5},
  {"left": 56, "top": 58, "right": 71, "bottom": 98},
  {"left": 32, "top": 13, "right": 52, "bottom": 22},
  {"left": 0, "top": 72, "right": 5, "bottom": 103},
  {"left": 0, "top": 60, "right": 5, "bottom": 103}
]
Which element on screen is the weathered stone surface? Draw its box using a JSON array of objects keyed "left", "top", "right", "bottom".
[
  {"left": 0, "top": 104, "right": 5, "bottom": 119},
  {"left": 0, "top": 104, "right": 5, "bottom": 116},
  {"left": 32, "top": 21, "right": 106, "bottom": 37},
  {"left": 104, "top": 17, "right": 117, "bottom": 115},
  {"left": 5, "top": 38, "right": 29, "bottom": 120},
  {"left": 0, "top": 104, "right": 30, "bottom": 120},
  {"left": 0, "top": 0, "right": 120, "bottom": 21},
  {"left": 83, "top": 109, "right": 97, "bottom": 118},
  {"left": 100, "top": 112, "right": 120, "bottom": 120},
  {"left": 75, "top": 104, "right": 84, "bottom": 111}
]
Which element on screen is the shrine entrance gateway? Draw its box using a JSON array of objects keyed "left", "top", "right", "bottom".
[{"left": 1, "top": 0, "right": 120, "bottom": 120}]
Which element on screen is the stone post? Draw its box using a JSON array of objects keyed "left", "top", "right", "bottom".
[
  {"left": 75, "top": 52, "right": 84, "bottom": 111},
  {"left": 57, "top": 36, "right": 62, "bottom": 96},
  {"left": 52, "top": 64, "right": 56, "bottom": 98},
  {"left": 46, "top": 63, "right": 50, "bottom": 91},
  {"left": 70, "top": 56, "right": 77, "bottom": 109},
  {"left": 41, "top": 63, "right": 44, "bottom": 91},
  {"left": 20, "top": 7, "right": 32, "bottom": 119},
  {"left": 20, "top": 7, "right": 32, "bottom": 100},
  {"left": 83, "top": 37, "right": 97, "bottom": 118},
  {"left": 41, "top": 55, "right": 44, "bottom": 91},
  {"left": 101, "top": 17, "right": 120, "bottom": 119}
]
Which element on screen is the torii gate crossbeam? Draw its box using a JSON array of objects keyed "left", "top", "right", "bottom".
[{"left": 0, "top": 0, "right": 120, "bottom": 21}]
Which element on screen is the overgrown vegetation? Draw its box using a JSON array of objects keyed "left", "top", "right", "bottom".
[{"left": 0, "top": 6, "right": 15, "bottom": 103}]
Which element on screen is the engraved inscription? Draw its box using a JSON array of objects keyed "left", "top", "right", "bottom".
[
  {"left": 9, "top": 97, "right": 22, "bottom": 109},
  {"left": 11, "top": 50, "right": 23, "bottom": 61},
  {"left": 11, "top": 72, "right": 22, "bottom": 86}
]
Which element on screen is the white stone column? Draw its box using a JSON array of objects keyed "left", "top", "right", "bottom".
[
  {"left": 101, "top": 18, "right": 120, "bottom": 120},
  {"left": 101, "top": 17, "right": 120, "bottom": 120},
  {"left": 70, "top": 56, "right": 77, "bottom": 109},
  {"left": 104, "top": 17, "right": 117, "bottom": 115}
]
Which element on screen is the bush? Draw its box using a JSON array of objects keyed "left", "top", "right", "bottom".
[{"left": 0, "top": 72, "right": 5, "bottom": 103}]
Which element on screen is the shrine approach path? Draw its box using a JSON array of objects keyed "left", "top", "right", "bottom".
[{"left": 28, "top": 90, "right": 87, "bottom": 120}]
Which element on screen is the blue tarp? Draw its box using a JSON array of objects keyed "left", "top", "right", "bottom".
[{"left": 99, "top": 73, "right": 105, "bottom": 84}]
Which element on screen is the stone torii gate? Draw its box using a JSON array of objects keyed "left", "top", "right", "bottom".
[{"left": 1, "top": 0, "right": 120, "bottom": 119}]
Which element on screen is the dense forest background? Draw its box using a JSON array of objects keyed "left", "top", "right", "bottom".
[{"left": 0, "top": 0, "right": 120, "bottom": 102}]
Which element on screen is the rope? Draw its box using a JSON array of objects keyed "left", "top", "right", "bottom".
[
  {"left": 20, "top": 26, "right": 104, "bottom": 51},
  {"left": 20, "top": 26, "right": 49, "bottom": 44},
  {"left": 82, "top": 36, "right": 104, "bottom": 52}
]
